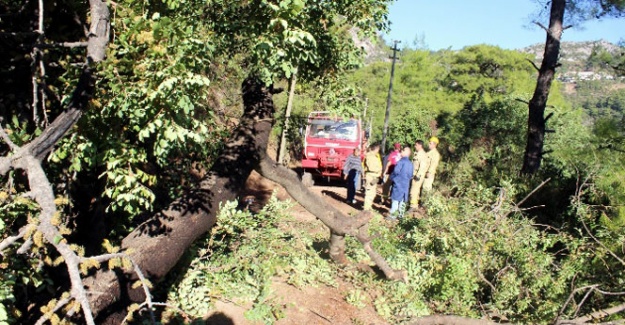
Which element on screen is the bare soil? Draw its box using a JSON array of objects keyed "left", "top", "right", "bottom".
[{"left": 204, "top": 170, "right": 391, "bottom": 324}]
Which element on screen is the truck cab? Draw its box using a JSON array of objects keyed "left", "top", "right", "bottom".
[{"left": 301, "top": 111, "right": 364, "bottom": 182}]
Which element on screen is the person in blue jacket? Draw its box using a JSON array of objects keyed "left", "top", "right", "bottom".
[{"left": 388, "top": 146, "right": 413, "bottom": 219}]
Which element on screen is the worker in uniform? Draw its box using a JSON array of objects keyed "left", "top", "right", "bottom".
[
  {"left": 363, "top": 143, "right": 382, "bottom": 211},
  {"left": 409, "top": 140, "right": 428, "bottom": 210},
  {"left": 423, "top": 136, "right": 441, "bottom": 192}
]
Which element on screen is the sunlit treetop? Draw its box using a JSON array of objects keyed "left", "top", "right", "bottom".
[{"left": 201, "top": 0, "right": 393, "bottom": 84}]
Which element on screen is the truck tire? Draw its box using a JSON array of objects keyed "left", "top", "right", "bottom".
[{"left": 302, "top": 172, "right": 314, "bottom": 187}]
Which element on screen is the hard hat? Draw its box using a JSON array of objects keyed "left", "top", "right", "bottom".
[
  {"left": 429, "top": 136, "right": 439, "bottom": 145},
  {"left": 393, "top": 143, "right": 401, "bottom": 149}
]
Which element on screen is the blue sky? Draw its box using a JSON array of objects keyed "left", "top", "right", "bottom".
[{"left": 384, "top": 0, "right": 625, "bottom": 50}]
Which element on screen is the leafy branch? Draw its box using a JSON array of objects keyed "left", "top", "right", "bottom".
[
  {"left": 0, "top": 124, "right": 161, "bottom": 324},
  {"left": 0, "top": 1, "right": 164, "bottom": 323}
]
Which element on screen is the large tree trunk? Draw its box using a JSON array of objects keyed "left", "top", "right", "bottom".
[
  {"left": 86, "top": 77, "right": 276, "bottom": 323},
  {"left": 521, "top": 0, "right": 565, "bottom": 174}
]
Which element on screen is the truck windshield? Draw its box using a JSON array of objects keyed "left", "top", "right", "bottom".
[{"left": 308, "top": 119, "right": 358, "bottom": 141}]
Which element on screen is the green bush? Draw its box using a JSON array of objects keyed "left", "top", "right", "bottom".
[{"left": 165, "top": 193, "right": 337, "bottom": 323}]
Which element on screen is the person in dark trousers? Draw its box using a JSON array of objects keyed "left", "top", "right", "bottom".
[
  {"left": 343, "top": 147, "right": 364, "bottom": 204},
  {"left": 382, "top": 143, "right": 402, "bottom": 202},
  {"left": 387, "top": 146, "right": 413, "bottom": 220}
]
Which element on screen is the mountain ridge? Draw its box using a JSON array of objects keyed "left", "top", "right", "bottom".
[{"left": 358, "top": 36, "right": 624, "bottom": 82}]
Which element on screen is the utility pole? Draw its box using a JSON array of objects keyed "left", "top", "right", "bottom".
[
  {"left": 381, "top": 40, "right": 400, "bottom": 155},
  {"left": 278, "top": 70, "right": 297, "bottom": 165},
  {"left": 363, "top": 97, "right": 371, "bottom": 148}
]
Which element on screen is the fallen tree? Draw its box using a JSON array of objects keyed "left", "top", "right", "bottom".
[
  {"left": 1, "top": 55, "right": 398, "bottom": 322},
  {"left": 84, "top": 76, "right": 277, "bottom": 323},
  {"left": 1, "top": 64, "right": 406, "bottom": 323},
  {"left": 84, "top": 75, "right": 407, "bottom": 323}
]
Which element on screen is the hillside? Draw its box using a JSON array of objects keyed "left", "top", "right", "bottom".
[
  {"left": 519, "top": 39, "right": 621, "bottom": 62},
  {"left": 362, "top": 38, "right": 624, "bottom": 82},
  {"left": 520, "top": 40, "right": 623, "bottom": 82}
]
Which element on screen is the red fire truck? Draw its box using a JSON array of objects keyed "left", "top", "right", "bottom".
[{"left": 301, "top": 111, "right": 365, "bottom": 185}]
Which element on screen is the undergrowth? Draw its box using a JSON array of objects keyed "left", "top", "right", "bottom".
[
  {"left": 164, "top": 193, "right": 338, "bottom": 323},
  {"left": 160, "top": 181, "right": 622, "bottom": 324}
]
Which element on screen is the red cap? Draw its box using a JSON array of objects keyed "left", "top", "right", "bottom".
[{"left": 393, "top": 143, "right": 401, "bottom": 149}]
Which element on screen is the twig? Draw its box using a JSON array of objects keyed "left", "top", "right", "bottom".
[
  {"left": 121, "top": 302, "right": 191, "bottom": 324},
  {"left": 556, "top": 284, "right": 625, "bottom": 325},
  {"left": 526, "top": 58, "right": 540, "bottom": 72},
  {"left": 309, "top": 308, "right": 332, "bottom": 323},
  {"left": 504, "top": 178, "right": 550, "bottom": 218},
  {"left": 30, "top": 0, "right": 46, "bottom": 125},
  {"left": 0, "top": 121, "right": 19, "bottom": 151},
  {"left": 517, "top": 178, "right": 551, "bottom": 208},
  {"left": 534, "top": 21, "right": 563, "bottom": 39},
  {"left": 34, "top": 41, "right": 89, "bottom": 49},
  {"left": 554, "top": 280, "right": 588, "bottom": 324},
  {"left": 476, "top": 258, "right": 496, "bottom": 294},
  {"left": 535, "top": 21, "right": 549, "bottom": 32},
  {"left": 35, "top": 297, "right": 71, "bottom": 325},
  {"left": 518, "top": 205, "right": 545, "bottom": 211},
  {"left": 16, "top": 238, "right": 33, "bottom": 254},
  {"left": 85, "top": 253, "right": 157, "bottom": 323},
  {"left": 563, "top": 301, "right": 625, "bottom": 324},
  {"left": 595, "top": 289, "right": 625, "bottom": 296},
  {"left": 580, "top": 217, "right": 625, "bottom": 266},
  {"left": 0, "top": 225, "right": 34, "bottom": 255},
  {"left": 573, "top": 286, "right": 597, "bottom": 318}
]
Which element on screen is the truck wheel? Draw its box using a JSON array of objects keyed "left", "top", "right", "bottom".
[{"left": 302, "top": 172, "right": 314, "bottom": 187}]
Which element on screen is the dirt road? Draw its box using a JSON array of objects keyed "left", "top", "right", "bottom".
[{"left": 205, "top": 171, "right": 390, "bottom": 325}]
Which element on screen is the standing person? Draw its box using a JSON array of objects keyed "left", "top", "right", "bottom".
[
  {"left": 423, "top": 136, "right": 441, "bottom": 191},
  {"left": 363, "top": 143, "right": 383, "bottom": 211},
  {"left": 409, "top": 140, "right": 428, "bottom": 210},
  {"left": 381, "top": 143, "right": 402, "bottom": 203},
  {"left": 343, "top": 147, "right": 364, "bottom": 204},
  {"left": 387, "top": 146, "right": 413, "bottom": 220}
]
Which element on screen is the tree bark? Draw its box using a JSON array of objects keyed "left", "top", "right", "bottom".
[
  {"left": 86, "top": 77, "right": 276, "bottom": 323},
  {"left": 521, "top": 0, "right": 565, "bottom": 174}
]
